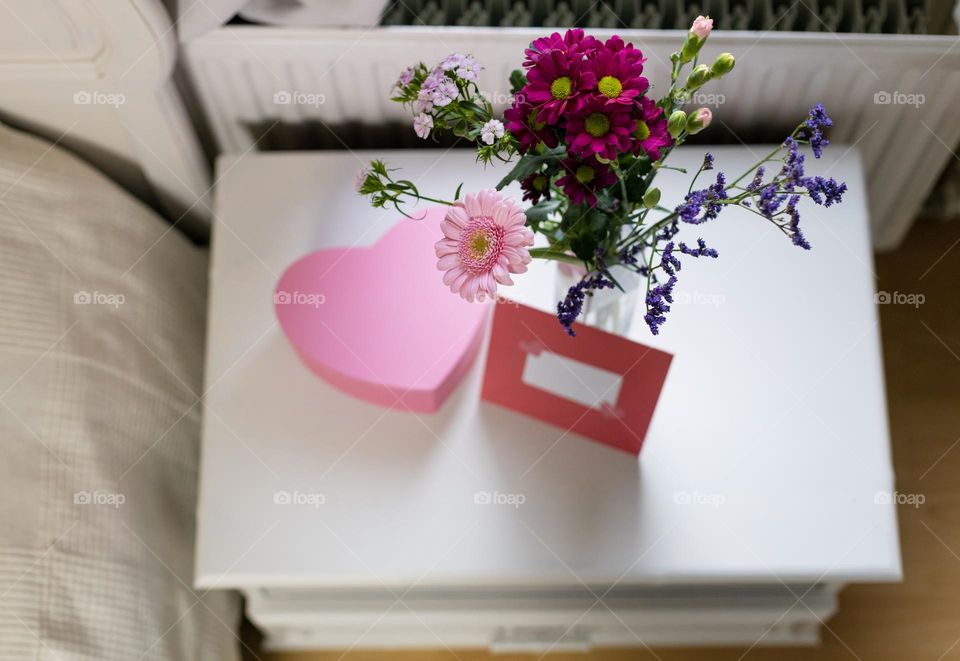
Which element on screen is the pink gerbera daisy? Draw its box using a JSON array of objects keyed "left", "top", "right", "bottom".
[
  {"left": 523, "top": 50, "right": 596, "bottom": 125},
  {"left": 631, "top": 97, "right": 673, "bottom": 160},
  {"left": 555, "top": 157, "right": 617, "bottom": 207},
  {"left": 522, "top": 28, "right": 602, "bottom": 67},
  {"left": 563, "top": 96, "right": 636, "bottom": 161},
  {"left": 503, "top": 99, "right": 559, "bottom": 154},
  {"left": 588, "top": 36, "right": 649, "bottom": 106},
  {"left": 435, "top": 190, "right": 534, "bottom": 302}
]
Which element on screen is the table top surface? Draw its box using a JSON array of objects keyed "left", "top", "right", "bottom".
[{"left": 196, "top": 146, "right": 900, "bottom": 589}]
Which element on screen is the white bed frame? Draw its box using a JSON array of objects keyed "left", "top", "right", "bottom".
[{"left": 0, "top": 0, "right": 210, "bottom": 236}]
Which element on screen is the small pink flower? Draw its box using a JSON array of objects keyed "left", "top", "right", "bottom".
[
  {"left": 435, "top": 190, "right": 534, "bottom": 302},
  {"left": 689, "top": 106, "right": 712, "bottom": 132},
  {"left": 413, "top": 113, "right": 434, "bottom": 139},
  {"left": 397, "top": 66, "right": 415, "bottom": 86},
  {"left": 354, "top": 167, "right": 369, "bottom": 192},
  {"left": 690, "top": 15, "right": 713, "bottom": 40}
]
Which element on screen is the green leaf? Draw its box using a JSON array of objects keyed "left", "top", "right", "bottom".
[
  {"left": 494, "top": 147, "right": 565, "bottom": 190},
  {"left": 623, "top": 158, "right": 654, "bottom": 203},
  {"left": 525, "top": 198, "right": 562, "bottom": 224},
  {"left": 509, "top": 69, "right": 527, "bottom": 95}
]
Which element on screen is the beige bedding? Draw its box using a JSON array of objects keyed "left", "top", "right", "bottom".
[{"left": 0, "top": 123, "right": 240, "bottom": 660}]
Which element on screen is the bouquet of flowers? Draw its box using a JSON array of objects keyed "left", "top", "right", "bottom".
[{"left": 357, "top": 17, "right": 847, "bottom": 336}]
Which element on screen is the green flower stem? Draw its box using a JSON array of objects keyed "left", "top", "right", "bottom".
[
  {"left": 528, "top": 247, "right": 586, "bottom": 265},
  {"left": 414, "top": 194, "right": 457, "bottom": 206},
  {"left": 726, "top": 125, "right": 803, "bottom": 189}
]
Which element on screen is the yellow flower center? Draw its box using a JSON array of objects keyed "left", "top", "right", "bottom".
[
  {"left": 575, "top": 166, "right": 595, "bottom": 184},
  {"left": 585, "top": 112, "right": 610, "bottom": 137},
  {"left": 634, "top": 120, "right": 650, "bottom": 141},
  {"left": 598, "top": 75, "right": 623, "bottom": 98},
  {"left": 458, "top": 217, "right": 504, "bottom": 274},
  {"left": 550, "top": 76, "right": 573, "bottom": 100},
  {"left": 532, "top": 174, "right": 549, "bottom": 191},
  {"left": 468, "top": 232, "right": 490, "bottom": 258}
]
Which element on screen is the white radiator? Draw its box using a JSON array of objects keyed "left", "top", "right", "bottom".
[{"left": 185, "top": 26, "right": 960, "bottom": 249}]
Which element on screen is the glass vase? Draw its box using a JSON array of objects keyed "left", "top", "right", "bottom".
[{"left": 554, "top": 261, "right": 642, "bottom": 336}]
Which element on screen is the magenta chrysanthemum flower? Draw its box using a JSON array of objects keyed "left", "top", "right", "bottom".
[
  {"left": 523, "top": 51, "right": 596, "bottom": 125},
  {"left": 604, "top": 35, "right": 644, "bottom": 59},
  {"left": 503, "top": 99, "right": 560, "bottom": 154},
  {"left": 556, "top": 158, "right": 617, "bottom": 206},
  {"left": 523, "top": 28, "right": 602, "bottom": 67},
  {"left": 520, "top": 172, "right": 552, "bottom": 204},
  {"left": 435, "top": 190, "right": 534, "bottom": 302},
  {"left": 588, "top": 36, "right": 649, "bottom": 106},
  {"left": 564, "top": 96, "right": 636, "bottom": 160},
  {"left": 631, "top": 97, "right": 673, "bottom": 160}
]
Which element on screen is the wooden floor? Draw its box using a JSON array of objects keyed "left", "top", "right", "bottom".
[{"left": 255, "top": 217, "right": 960, "bottom": 661}]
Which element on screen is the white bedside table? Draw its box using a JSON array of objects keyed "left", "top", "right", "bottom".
[{"left": 197, "top": 146, "right": 900, "bottom": 652}]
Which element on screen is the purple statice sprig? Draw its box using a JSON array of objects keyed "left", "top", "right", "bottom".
[
  {"left": 557, "top": 270, "right": 615, "bottom": 336},
  {"left": 616, "top": 224, "right": 719, "bottom": 335},
  {"left": 644, "top": 275, "right": 677, "bottom": 335},
  {"left": 609, "top": 104, "right": 845, "bottom": 335},
  {"left": 802, "top": 103, "right": 832, "bottom": 158},
  {"left": 642, "top": 238, "right": 718, "bottom": 334},
  {"left": 727, "top": 114, "right": 847, "bottom": 250},
  {"left": 675, "top": 171, "right": 729, "bottom": 225}
]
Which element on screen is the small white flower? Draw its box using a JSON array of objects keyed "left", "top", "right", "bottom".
[
  {"left": 480, "top": 119, "right": 505, "bottom": 145},
  {"left": 413, "top": 113, "right": 434, "bottom": 139}
]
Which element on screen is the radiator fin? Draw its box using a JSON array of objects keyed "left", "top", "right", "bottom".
[{"left": 379, "top": 0, "right": 942, "bottom": 34}]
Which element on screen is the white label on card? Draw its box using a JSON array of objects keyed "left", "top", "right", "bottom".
[{"left": 521, "top": 352, "right": 622, "bottom": 408}]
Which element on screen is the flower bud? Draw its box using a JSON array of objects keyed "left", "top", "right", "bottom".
[
  {"left": 690, "top": 15, "right": 714, "bottom": 40},
  {"left": 710, "top": 52, "right": 735, "bottom": 77},
  {"left": 679, "top": 16, "right": 713, "bottom": 62},
  {"left": 643, "top": 187, "right": 661, "bottom": 209},
  {"left": 686, "top": 107, "right": 713, "bottom": 134},
  {"left": 667, "top": 110, "right": 688, "bottom": 138},
  {"left": 685, "top": 64, "right": 712, "bottom": 90}
]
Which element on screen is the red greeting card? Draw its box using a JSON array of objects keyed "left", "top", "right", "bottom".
[{"left": 481, "top": 301, "right": 672, "bottom": 455}]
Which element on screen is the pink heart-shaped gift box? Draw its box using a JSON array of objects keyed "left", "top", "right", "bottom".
[{"left": 274, "top": 206, "right": 489, "bottom": 413}]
